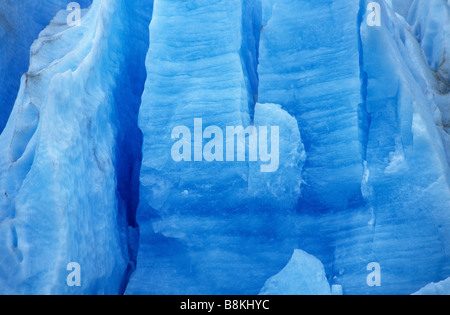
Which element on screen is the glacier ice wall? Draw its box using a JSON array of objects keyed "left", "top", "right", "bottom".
[
  {"left": 0, "top": 0, "right": 92, "bottom": 134},
  {"left": 258, "top": 0, "right": 365, "bottom": 213},
  {"left": 126, "top": 0, "right": 307, "bottom": 295},
  {"left": 248, "top": 103, "right": 305, "bottom": 210},
  {"left": 0, "top": 0, "right": 152, "bottom": 294},
  {"left": 0, "top": 0, "right": 449, "bottom": 295}
]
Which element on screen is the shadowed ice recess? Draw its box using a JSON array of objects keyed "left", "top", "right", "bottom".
[{"left": 0, "top": 0, "right": 449, "bottom": 295}]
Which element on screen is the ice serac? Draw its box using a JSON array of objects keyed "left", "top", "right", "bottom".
[
  {"left": 249, "top": 103, "right": 305, "bottom": 211},
  {"left": 127, "top": 0, "right": 306, "bottom": 294},
  {"left": 0, "top": 0, "right": 152, "bottom": 294},
  {"left": 332, "top": 0, "right": 450, "bottom": 295},
  {"left": 258, "top": 0, "right": 364, "bottom": 212},
  {"left": 259, "top": 249, "right": 331, "bottom": 295},
  {"left": 0, "top": 0, "right": 93, "bottom": 134}
]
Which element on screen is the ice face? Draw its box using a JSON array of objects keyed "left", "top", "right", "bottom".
[
  {"left": 0, "top": 0, "right": 449, "bottom": 295},
  {"left": 258, "top": 0, "right": 366, "bottom": 212},
  {"left": 0, "top": 0, "right": 152, "bottom": 294},
  {"left": 129, "top": 0, "right": 450, "bottom": 295}
]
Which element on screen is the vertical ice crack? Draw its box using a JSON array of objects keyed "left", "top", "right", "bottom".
[{"left": 357, "top": 0, "right": 371, "bottom": 163}]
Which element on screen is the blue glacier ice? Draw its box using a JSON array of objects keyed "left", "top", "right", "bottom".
[
  {"left": 346, "top": 0, "right": 450, "bottom": 294},
  {"left": 0, "top": 0, "right": 449, "bottom": 295},
  {"left": 128, "top": 0, "right": 450, "bottom": 295},
  {"left": 259, "top": 249, "right": 331, "bottom": 295},
  {"left": 258, "top": 0, "right": 365, "bottom": 212},
  {"left": 0, "top": 0, "right": 152, "bottom": 294},
  {"left": 0, "top": 0, "right": 92, "bottom": 134},
  {"left": 413, "top": 277, "right": 450, "bottom": 295},
  {"left": 126, "top": 0, "right": 307, "bottom": 295}
]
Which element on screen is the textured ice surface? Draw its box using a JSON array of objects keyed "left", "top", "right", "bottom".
[
  {"left": 0, "top": 0, "right": 449, "bottom": 295},
  {"left": 0, "top": 0, "right": 92, "bottom": 134},
  {"left": 342, "top": 0, "right": 450, "bottom": 294},
  {"left": 0, "top": 0, "right": 152, "bottom": 294},
  {"left": 258, "top": 0, "right": 365, "bottom": 212},
  {"left": 126, "top": 0, "right": 306, "bottom": 294},
  {"left": 390, "top": 0, "right": 414, "bottom": 17},
  {"left": 413, "top": 277, "right": 450, "bottom": 295},
  {"left": 407, "top": 0, "right": 450, "bottom": 85},
  {"left": 259, "top": 249, "right": 331, "bottom": 295},
  {"left": 129, "top": 0, "right": 450, "bottom": 295},
  {"left": 256, "top": 0, "right": 367, "bottom": 293},
  {"left": 253, "top": 0, "right": 450, "bottom": 295},
  {"left": 400, "top": 0, "right": 450, "bottom": 150}
]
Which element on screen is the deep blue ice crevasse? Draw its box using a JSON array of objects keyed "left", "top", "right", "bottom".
[{"left": 0, "top": 0, "right": 152, "bottom": 294}]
